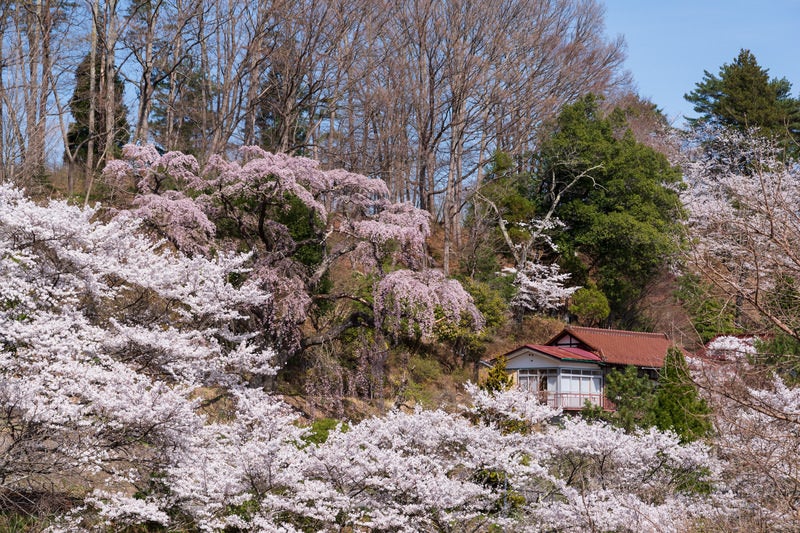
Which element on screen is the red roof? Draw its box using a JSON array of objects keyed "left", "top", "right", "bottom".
[
  {"left": 511, "top": 344, "right": 603, "bottom": 362},
  {"left": 546, "top": 326, "right": 671, "bottom": 368}
]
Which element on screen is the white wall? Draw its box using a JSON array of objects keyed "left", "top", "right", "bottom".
[{"left": 504, "top": 348, "right": 601, "bottom": 371}]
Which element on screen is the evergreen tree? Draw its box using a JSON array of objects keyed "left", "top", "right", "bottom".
[
  {"left": 481, "top": 354, "right": 513, "bottom": 394},
  {"left": 256, "top": 67, "right": 313, "bottom": 155},
  {"left": 675, "top": 274, "right": 739, "bottom": 344},
  {"left": 66, "top": 52, "right": 129, "bottom": 169},
  {"left": 755, "top": 332, "right": 800, "bottom": 386},
  {"left": 583, "top": 353, "right": 711, "bottom": 443},
  {"left": 582, "top": 365, "right": 656, "bottom": 433},
  {"left": 652, "top": 347, "right": 713, "bottom": 442},
  {"left": 535, "top": 95, "right": 684, "bottom": 321},
  {"left": 150, "top": 67, "right": 208, "bottom": 155},
  {"left": 464, "top": 150, "right": 537, "bottom": 284},
  {"left": 568, "top": 282, "right": 610, "bottom": 326},
  {"left": 685, "top": 49, "right": 800, "bottom": 146}
]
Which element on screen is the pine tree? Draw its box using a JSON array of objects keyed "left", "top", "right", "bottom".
[
  {"left": 583, "top": 365, "right": 656, "bottom": 433},
  {"left": 685, "top": 49, "right": 800, "bottom": 146},
  {"left": 66, "top": 52, "right": 129, "bottom": 170},
  {"left": 255, "top": 67, "right": 312, "bottom": 155},
  {"left": 150, "top": 67, "right": 208, "bottom": 155},
  {"left": 652, "top": 347, "right": 713, "bottom": 442}
]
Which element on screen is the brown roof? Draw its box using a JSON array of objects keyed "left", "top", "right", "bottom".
[
  {"left": 509, "top": 344, "right": 603, "bottom": 363},
  {"left": 546, "top": 326, "right": 672, "bottom": 368}
]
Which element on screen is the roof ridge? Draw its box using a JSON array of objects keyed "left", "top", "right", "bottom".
[
  {"left": 569, "top": 326, "right": 668, "bottom": 338},
  {"left": 513, "top": 344, "right": 603, "bottom": 362}
]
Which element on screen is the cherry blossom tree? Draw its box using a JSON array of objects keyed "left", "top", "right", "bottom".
[
  {"left": 105, "top": 144, "right": 484, "bottom": 360},
  {"left": 0, "top": 183, "right": 276, "bottom": 521},
  {"left": 682, "top": 128, "right": 800, "bottom": 338},
  {"left": 691, "top": 338, "right": 800, "bottom": 529},
  {"left": 374, "top": 269, "right": 484, "bottom": 342},
  {"left": 682, "top": 128, "right": 800, "bottom": 529},
  {"left": 475, "top": 167, "right": 591, "bottom": 317},
  {"left": 503, "top": 262, "right": 579, "bottom": 317},
  {"left": 0, "top": 142, "right": 767, "bottom": 529},
  {"left": 68, "top": 375, "right": 734, "bottom": 532},
  {"left": 0, "top": 200, "right": 732, "bottom": 531}
]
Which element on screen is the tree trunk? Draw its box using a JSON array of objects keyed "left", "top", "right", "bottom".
[
  {"left": 23, "top": 0, "right": 46, "bottom": 183},
  {"left": 84, "top": 0, "right": 99, "bottom": 204},
  {"left": 133, "top": 1, "right": 157, "bottom": 143},
  {"left": 103, "top": 0, "right": 118, "bottom": 162}
]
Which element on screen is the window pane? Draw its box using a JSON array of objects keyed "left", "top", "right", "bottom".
[{"left": 519, "top": 376, "right": 533, "bottom": 392}]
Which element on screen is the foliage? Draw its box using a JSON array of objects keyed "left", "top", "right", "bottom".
[
  {"left": 0, "top": 184, "right": 759, "bottom": 530},
  {"left": 682, "top": 128, "right": 800, "bottom": 339},
  {"left": 462, "top": 153, "right": 531, "bottom": 283},
  {"left": 407, "top": 354, "right": 442, "bottom": 384},
  {"left": 505, "top": 261, "right": 579, "bottom": 318},
  {"left": 149, "top": 66, "right": 209, "bottom": 156},
  {"left": 568, "top": 282, "right": 610, "bottom": 326},
  {"left": 537, "top": 95, "right": 684, "bottom": 319},
  {"left": 0, "top": 183, "right": 274, "bottom": 530},
  {"left": 607, "top": 92, "right": 680, "bottom": 159},
  {"left": 692, "top": 347, "right": 800, "bottom": 528},
  {"left": 480, "top": 355, "right": 514, "bottom": 394},
  {"left": 433, "top": 278, "right": 508, "bottom": 372},
  {"left": 681, "top": 125, "right": 800, "bottom": 526},
  {"left": 582, "top": 365, "right": 656, "bottom": 433},
  {"left": 301, "top": 418, "right": 348, "bottom": 446},
  {"left": 755, "top": 333, "right": 800, "bottom": 385},
  {"left": 0, "top": 513, "right": 37, "bottom": 533},
  {"left": 652, "top": 348, "right": 713, "bottom": 442},
  {"left": 457, "top": 277, "right": 508, "bottom": 333},
  {"left": 583, "top": 352, "right": 711, "bottom": 443},
  {"left": 106, "top": 144, "right": 483, "bottom": 359},
  {"left": 685, "top": 49, "right": 800, "bottom": 149},
  {"left": 470, "top": 149, "right": 586, "bottom": 320},
  {"left": 375, "top": 269, "right": 484, "bottom": 343},
  {"left": 476, "top": 154, "right": 539, "bottom": 248},
  {"left": 255, "top": 59, "right": 314, "bottom": 155},
  {"left": 66, "top": 52, "right": 130, "bottom": 168}
]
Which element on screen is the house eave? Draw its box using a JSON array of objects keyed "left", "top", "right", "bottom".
[{"left": 559, "top": 357, "right": 605, "bottom": 365}]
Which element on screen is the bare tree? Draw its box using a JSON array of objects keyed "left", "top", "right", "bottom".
[
  {"left": 0, "top": 0, "right": 68, "bottom": 185},
  {"left": 122, "top": 0, "right": 202, "bottom": 145},
  {"left": 318, "top": 0, "right": 626, "bottom": 273},
  {"left": 84, "top": 0, "right": 98, "bottom": 192},
  {"left": 76, "top": 0, "right": 134, "bottom": 202},
  {"left": 147, "top": 0, "right": 205, "bottom": 152}
]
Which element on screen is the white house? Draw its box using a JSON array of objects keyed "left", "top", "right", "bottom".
[{"left": 499, "top": 326, "right": 674, "bottom": 410}]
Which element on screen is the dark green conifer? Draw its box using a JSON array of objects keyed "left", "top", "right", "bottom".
[
  {"left": 66, "top": 52, "right": 130, "bottom": 169},
  {"left": 685, "top": 49, "right": 800, "bottom": 146},
  {"left": 536, "top": 95, "right": 684, "bottom": 320},
  {"left": 652, "top": 347, "right": 713, "bottom": 442},
  {"left": 582, "top": 365, "right": 656, "bottom": 432}
]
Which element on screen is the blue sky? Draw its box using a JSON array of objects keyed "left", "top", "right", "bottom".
[{"left": 603, "top": 0, "right": 800, "bottom": 128}]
